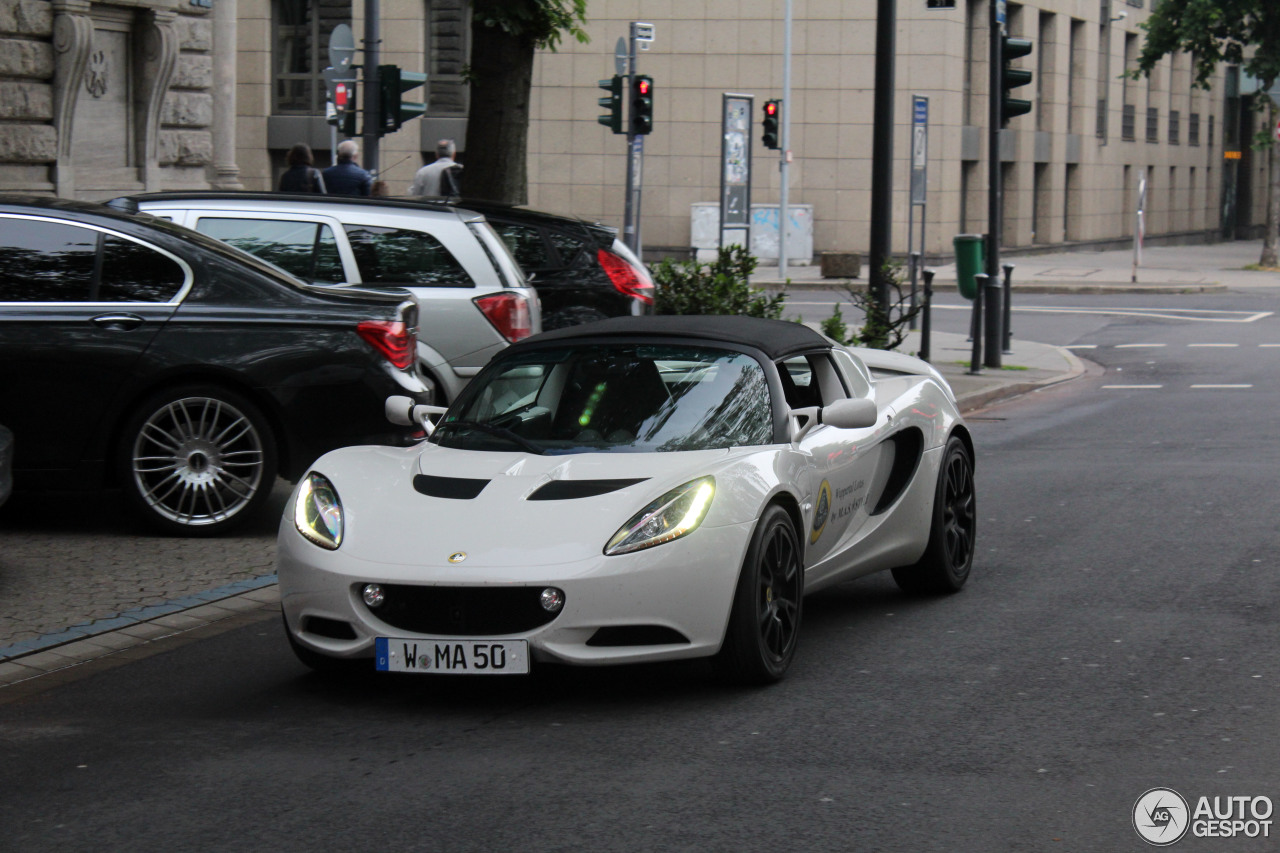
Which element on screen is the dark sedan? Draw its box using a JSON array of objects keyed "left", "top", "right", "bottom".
[
  {"left": 408, "top": 198, "right": 653, "bottom": 330},
  {"left": 0, "top": 195, "right": 428, "bottom": 535}
]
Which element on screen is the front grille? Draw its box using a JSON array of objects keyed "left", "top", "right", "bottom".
[
  {"left": 367, "top": 585, "right": 560, "bottom": 635},
  {"left": 586, "top": 625, "right": 690, "bottom": 647},
  {"left": 304, "top": 615, "right": 358, "bottom": 640}
]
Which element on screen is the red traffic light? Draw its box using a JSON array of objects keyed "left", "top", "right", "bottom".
[
  {"left": 637, "top": 79, "right": 651, "bottom": 95},
  {"left": 764, "top": 102, "right": 777, "bottom": 116}
]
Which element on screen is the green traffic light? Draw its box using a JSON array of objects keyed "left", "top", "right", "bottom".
[
  {"left": 1001, "top": 37, "right": 1034, "bottom": 124},
  {"left": 378, "top": 64, "right": 426, "bottom": 136}
]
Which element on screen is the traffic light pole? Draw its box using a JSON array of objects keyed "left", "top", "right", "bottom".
[
  {"left": 985, "top": 0, "right": 1004, "bottom": 368},
  {"left": 362, "top": 0, "right": 380, "bottom": 174},
  {"left": 778, "top": 0, "right": 793, "bottom": 279},
  {"left": 622, "top": 24, "right": 644, "bottom": 254}
]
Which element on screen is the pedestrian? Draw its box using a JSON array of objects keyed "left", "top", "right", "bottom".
[
  {"left": 278, "top": 143, "right": 326, "bottom": 193},
  {"left": 408, "top": 139, "right": 463, "bottom": 198},
  {"left": 323, "top": 139, "right": 373, "bottom": 196},
  {"left": 371, "top": 180, "right": 391, "bottom": 197}
]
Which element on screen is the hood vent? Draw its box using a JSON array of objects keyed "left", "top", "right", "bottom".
[
  {"left": 527, "top": 478, "right": 648, "bottom": 501},
  {"left": 413, "top": 474, "right": 489, "bottom": 500}
]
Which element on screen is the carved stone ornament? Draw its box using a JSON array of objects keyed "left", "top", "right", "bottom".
[{"left": 85, "top": 48, "right": 108, "bottom": 98}]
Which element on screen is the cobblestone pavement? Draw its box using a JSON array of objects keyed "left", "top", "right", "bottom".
[{"left": 0, "top": 483, "right": 286, "bottom": 650}]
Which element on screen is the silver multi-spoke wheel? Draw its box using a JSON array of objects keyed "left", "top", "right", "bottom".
[{"left": 121, "top": 387, "right": 276, "bottom": 534}]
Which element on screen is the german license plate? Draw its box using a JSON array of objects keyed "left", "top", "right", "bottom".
[{"left": 375, "top": 637, "right": 529, "bottom": 675}]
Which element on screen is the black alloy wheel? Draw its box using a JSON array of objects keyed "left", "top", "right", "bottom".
[
  {"left": 892, "top": 435, "right": 976, "bottom": 594},
  {"left": 117, "top": 385, "right": 278, "bottom": 535},
  {"left": 716, "top": 504, "right": 803, "bottom": 684}
]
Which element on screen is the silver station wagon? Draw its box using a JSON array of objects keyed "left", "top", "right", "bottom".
[{"left": 132, "top": 193, "right": 542, "bottom": 405}]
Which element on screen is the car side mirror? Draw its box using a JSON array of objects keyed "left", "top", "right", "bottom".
[
  {"left": 385, "top": 395, "right": 448, "bottom": 436},
  {"left": 821, "top": 397, "right": 878, "bottom": 430}
]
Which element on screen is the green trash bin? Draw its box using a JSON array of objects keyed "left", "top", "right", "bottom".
[{"left": 953, "top": 234, "right": 985, "bottom": 300}]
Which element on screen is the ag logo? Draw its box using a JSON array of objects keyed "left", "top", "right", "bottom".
[
  {"left": 448, "top": 551, "right": 467, "bottom": 563},
  {"left": 1134, "top": 788, "right": 1190, "bottom": 846},
  {"left": 810, "top": 480, "right": 831, "bottom": 543}
]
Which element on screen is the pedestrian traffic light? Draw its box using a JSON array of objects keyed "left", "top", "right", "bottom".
[
  {"left": 378, "top": 64, "right": 426, "bottom": 135},
  {"left": 762, "top": 99, "right": 781, "bottom": 149},
  {"left": 630, "top": 75, "right": 653, "bottom": 136},
  {"left": 1001, "top": 36, "right": 1034, "bottom": 125},
  {"left": 597, "top": 75, "right": 623, "bottom": 134}
]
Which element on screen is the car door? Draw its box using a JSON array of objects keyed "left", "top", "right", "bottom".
[
  {"left": 780, "top": 352, "right": 893, "bottom": 573},
  {"left": 0, "top": 214, "right": 188, "bottom": 475}
]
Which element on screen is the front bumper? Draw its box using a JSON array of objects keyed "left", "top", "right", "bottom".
[{"left": 278, "top": 520, "right": 754, "bottom": 668}]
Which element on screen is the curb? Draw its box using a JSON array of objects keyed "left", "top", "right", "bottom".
[
  {"left": 753, "top": 280, "right": 1229, "bottom": 294},
  {"left": 955, "top": 345, "right": 1086, "bottom": 414}
]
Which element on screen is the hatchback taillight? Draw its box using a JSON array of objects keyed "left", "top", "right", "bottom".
[
  {"left": 598, "top": 249, "right": 655, "bottom": 306},
  {"left": 357, "top": 319, "right": 416, "bottom": 370},
  {"left": 474, "top": 292, "right": 533, "bottom": 342}
]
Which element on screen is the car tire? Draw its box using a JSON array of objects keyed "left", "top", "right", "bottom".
[
  {"left": 892, "top": 435, "right": 976, "bottom": 595},
  {"left": 117, "top": 384, "right": 278, "bottom": 536},
  {"left": 714, "top": 504, "right": 803, "bottom": 684}
]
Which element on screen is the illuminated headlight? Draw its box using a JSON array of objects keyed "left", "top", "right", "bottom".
[
  {"left": 294, "top": 472, "right": 344, "bottom": 550},
  {"left": 604, "top": 476, "right": 715, "bottom": 556}
]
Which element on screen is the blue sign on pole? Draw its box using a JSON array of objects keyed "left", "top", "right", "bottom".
[{"left": 910, "top": 96, "right": 928, "bottom": 206}]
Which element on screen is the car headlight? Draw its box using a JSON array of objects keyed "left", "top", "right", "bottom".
[
  {"left": 294, "top": 472, "right": 343, "bottom": 550},
  {"left": 604, "top": 476, "right": 715, "bottom": 556}
]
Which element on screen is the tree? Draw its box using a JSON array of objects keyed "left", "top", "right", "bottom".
[
  {"left": 463, "top": 0, "right": 588, "bottom": 204},
  {"left": 1134, "top": 0, "right": 1280, "bottom": 267}
]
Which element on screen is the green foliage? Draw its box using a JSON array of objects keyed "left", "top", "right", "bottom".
[
  {"left": 471, "top": 0, "right": 589, "bottom": 50},
  {"left": 1132, "top": 0, "right": 1280, "bottom": 93},
  {"left": 822, "top": 262, "right": 921, "bottom": 351},
  {"left": 652, "top": 246, "right": 787, "bottom": 319}
]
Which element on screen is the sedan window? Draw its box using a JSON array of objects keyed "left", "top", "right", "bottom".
[
  {"left": 0, "top": 218, "right": 97, "bottom": 302},
  {"left": 98, "top": 235, "right": 187, "bottom": 302},
  {"left": 343, "top": 224, "right": 474, "bottom": 287},
  {"left": 196, "top": 218, "right": 346, "bottom": 284}
]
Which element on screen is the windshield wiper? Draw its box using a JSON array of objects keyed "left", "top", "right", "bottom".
[{"left": 434, "top": 420, "right": 546, "bottom": 455}]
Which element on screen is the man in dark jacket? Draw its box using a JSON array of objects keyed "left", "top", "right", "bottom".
[{"left": 323, "top": 140, "right": 373, "bottom": 196}]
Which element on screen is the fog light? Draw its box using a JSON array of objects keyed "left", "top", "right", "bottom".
[
  {"left": 362, "top": 584, "right": 385, "bottom": 608},
  {"left": 540, "top": 587, "right": 565, "bottom": 613}
]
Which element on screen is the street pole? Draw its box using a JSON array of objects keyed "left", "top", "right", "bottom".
[
  {"left": 622, "top": 24, "right": 645, "bottom": 254},
  {"left": 361, "top": 0, "right": 380, "bottom": 175},
  {"left": 778, "top": 0, "right": 793, "bottom": 279},
  {"left": 868, "top": 0, "right": 896, "bottom": 312},
  {"left": 985, "top": 0, "right": 1004, "bottom": 365}
]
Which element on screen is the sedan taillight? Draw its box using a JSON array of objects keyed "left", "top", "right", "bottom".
[
  {"left": 598, "top": 249, "right": 655, "bottom": 306},
  {"left": 474, "top": 292, "right": 533, "bottom": 342},
  {"left": 357, "top": 319, "right": 416, "bottom": 370}
]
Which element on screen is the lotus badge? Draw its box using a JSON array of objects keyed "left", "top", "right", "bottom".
[{"left": 448, "top": 551, "right": 467, "bottom": 563}]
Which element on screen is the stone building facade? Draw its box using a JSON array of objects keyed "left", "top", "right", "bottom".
[{"left": 0, "top": 0, "right": 223, "bottom": 199}]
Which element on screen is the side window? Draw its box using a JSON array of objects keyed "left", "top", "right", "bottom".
[
  {"left": 343, "top": 224, "right": 474, "bottom": 287},
  {"left": 99, "top": 236, "right": 186, "bottom": 302},
  {"left": 0, "top": 218, "right": 97, "bottom": 302},
  {"left": 195, "top": 218, "right": 346, "bottom": 284},
  {"left": 493, "top": 222, "right": 550, "bottom": 270},
  {"left": 777, "top": 354, "right": 846, "bottom": 409},
  {"left": 547, "top": 229, "right": 589, "bottom": 267}
]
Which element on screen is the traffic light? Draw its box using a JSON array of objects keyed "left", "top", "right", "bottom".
[
  {"left": 597, "top": 75, "right": 623, "bottom": 134},
  {"left": 630, "top": 75, "right": 653, "bottom": 136},
  {"left": 1000, "top": 36, "right": 1034, "bottom": 125},
  {"left": 762, "top": 99, "right": 781, "bottom": 149},
  {"left": 377, "top": 64, "right": 426, "bottom": 135}
]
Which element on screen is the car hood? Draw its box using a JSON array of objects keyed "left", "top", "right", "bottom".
[{"left": 309, "top": 443, "right": 759, "bottom": 569}]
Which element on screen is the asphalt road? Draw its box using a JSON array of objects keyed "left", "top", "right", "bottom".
[{"left": 2, "top": 299, "right": 1279, "bottom": 852}]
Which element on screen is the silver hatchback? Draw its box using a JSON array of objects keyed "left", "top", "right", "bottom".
[{"left": 133, "top": 193, "right": 541, "bottom": 405}]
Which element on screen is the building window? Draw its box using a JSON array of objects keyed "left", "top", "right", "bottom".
[
  {"left": 426, "top": 0, "right": 469, "bottom": 116},
  {"left": 1169, "top": 110, "right": 1180, "bottom": 144},
  {"left": 1122, "top": 104, "right": 1136, "bottom": 140},
  {"left": 1189, "top": 112, "right": 1200, "bottom": 145},
  {"left": 1146, "top": 107, "right": 1159, "bottom": 142},
  {"left": 274, "top": 0, "right": 352, "bottom": 115}
]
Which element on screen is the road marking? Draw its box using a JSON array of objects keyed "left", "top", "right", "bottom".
[
  {"left": 1115, "top": 343, "right": 1166, "bottom": 348},
  {"left": 1188, "top": 343, "right": 1238, "bottom": 348},
  {"left": 1190, "top": 384, "right": 1253, "bottom": 389},
  {"left": 1260, "top": 344, "right": 1280, "bottom": 348},
  {"left": 1101, "top": 384, "right": 1163, "bottom": 389},
  {"left": 1064, "top": 344, "right": 1097, "bottom": 349},
  {"left": 918, "top": 305, "right": 1273, "bottom": 323}
]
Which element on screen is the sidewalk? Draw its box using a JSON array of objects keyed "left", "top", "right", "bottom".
[
  {"left": 0, "top": 329, "right": 1080, "bottom": 692},
  {"left": 752, "top": 238, "right": 1279, "bottom": 292}
]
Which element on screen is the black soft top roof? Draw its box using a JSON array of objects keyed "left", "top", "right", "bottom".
[{"left": 511, "top": 315, "right": 831, "bottom": 361}]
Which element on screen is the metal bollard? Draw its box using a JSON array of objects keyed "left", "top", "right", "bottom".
[
  {"left": 969, "top": 273, "right": 987, "bottom": 374},
  {"left": 1002, "top": 262, "right": 1015, "bottom": 354},
  {"left": 983, "top": 272, "right": 1003, "bottom": 369},
  {"left": 920, "top": 268, "right": 935, "bottom": 362}
]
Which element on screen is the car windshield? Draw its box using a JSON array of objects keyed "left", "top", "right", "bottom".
[{"left": 434, "top": 344, "right": 775, "bottom": 454}]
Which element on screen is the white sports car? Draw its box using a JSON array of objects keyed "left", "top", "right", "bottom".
[{"left": 278, "top": 315, "right": 976, "bottom": 683}]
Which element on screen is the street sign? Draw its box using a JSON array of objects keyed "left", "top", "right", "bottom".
[
  {"left": 720, "top": 94, "right": 753, "bottom": 250},
  {"left": 615, "top": 37, "right": 627, "bottom": 75},
  {"left": 634, "top": 22, "right": 654, "bottom": 42},
  {"left": 995, "top": 0, "right": 1006, "bottom": 24},
  {"left": 328, "top": 23, "right": 355, "bottom": 72},
  {"left": 910, "top": 96, "right": 928, "bottom": 205}
]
